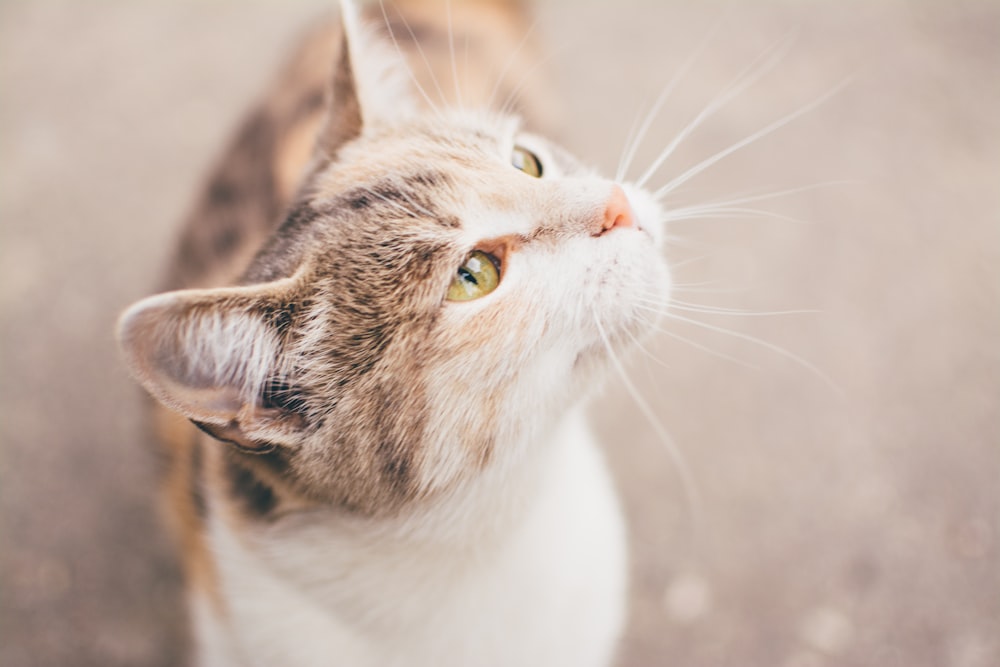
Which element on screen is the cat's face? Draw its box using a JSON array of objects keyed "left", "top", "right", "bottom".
[{"left": 118, "top": 11, "right": 669, "bottom": 515}]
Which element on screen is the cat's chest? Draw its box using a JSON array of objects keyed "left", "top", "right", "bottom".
[{"left": 200, "top": 412, "right": 627, "bottom": 667}]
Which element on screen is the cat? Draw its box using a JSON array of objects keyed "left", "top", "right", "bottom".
[{"left": 117, "top": 0, "right": 670, "bottom": 665}]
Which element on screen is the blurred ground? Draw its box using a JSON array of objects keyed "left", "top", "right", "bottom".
[{"left": 1, "top": 1, "right": 997, "bottom": 666}]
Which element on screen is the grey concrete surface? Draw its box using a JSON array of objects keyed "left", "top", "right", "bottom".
[{"left": 1, "top": 1, "right": 997, "bottom": 666}]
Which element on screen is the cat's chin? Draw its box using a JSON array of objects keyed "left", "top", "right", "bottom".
[
  {"left": 571, "top": 322, "right": 650, "bottom": 377},
  {"left": 572, "top": 343, "right": 609, "bottom": 375}
]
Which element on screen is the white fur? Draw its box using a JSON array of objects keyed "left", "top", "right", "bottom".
[{"left": 198, "top": 408, "right": 627, "bottom": 667}]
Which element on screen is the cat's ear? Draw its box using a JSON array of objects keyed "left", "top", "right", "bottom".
[
  {"left": 318, "top": 0, "right": 415, "bottom": 155},
  {"left": 117, "top": 281, "right": 306, "bottom": 453}
]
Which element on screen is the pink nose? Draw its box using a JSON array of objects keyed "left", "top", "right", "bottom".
[{"left": 597, "top": 185, "right": 636, "bottom": 235}]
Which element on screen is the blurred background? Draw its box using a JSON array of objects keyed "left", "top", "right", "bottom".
[{"left": 1, "top": 0, "right": 997, "bottom": 665}]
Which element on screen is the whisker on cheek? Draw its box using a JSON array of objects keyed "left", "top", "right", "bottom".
[
  {"left": 666, "top": 301, "right": 821, "bottom": 318},
  {"left": 591, "top": 308, "right": 703, "bottom": 537},
  {"left": 664, "top": 180, "right": 859, "bottom": 217},
  {"left": 652, "top": 78, "right": 853, "bottom": 200},
  {"left": 659, "top": 310, "right": 843, "bottom": 396},
  {"left": 635, "top": 31, "right": 798, "bottom": 190},
  {"left": 639, "top": 310, "right": 761, "bottom": 369},
  {"left": 622, "top": 322, "right": 672, "bottom": 371},
  {"left": 616, "top": 15, "right": 726, "bottom": 183},
  {"left": 664, "top": 207, "right": 812, "bottom": 226}
]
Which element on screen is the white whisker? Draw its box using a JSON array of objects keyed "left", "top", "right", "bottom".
[
  {"left": 668, "top": 180, "right": 859, "bottom": 216},
  {"left": 660, "top": 234, "right": 718, "bottom": 250},
  {"left": 616, "top": 61, "right": 690, "bottom": 183},
  {"left": 445, "top": 0, "right": 463, "bottom": 108},
  {"left": 617, "top": 111, "right": 645, "bottom": 185},
  {"left": 386, "top": 1, "right": 449, "bottom": 108},
  {"left": 665, "top": 206, "right": 811, "bottom": 225},
  {"left": 662, "top": 310, "right": 843, "bottom": 395},
  {"left": 635, "top": 32, "right": 798, "bottom": 189},
  {"left": 672, "top": 285, "right": 745, "bottom": 295},
  {"left": 463, "top": 28, "right": 471, "bottom": 104},
  {"left": 498, "top": 39, "right": 574, "bottom": 118},
  {"left": 666, "top": 254, "right": 713, "bottom": 273},
  {"left": 654, "top": 78, "right": 853, "bottom": 200},
  {"left": 623, "top": 321, "right": 672, "bottom": 370},
  {"left": 668, "top": 302, "right": 821, "bottom": 317},
  {"left": 485, "top": 16, "right": 540, "bottom": 112},
  {"left": 592, "top": 310, "right": 703, "bottom": 533},
  {"left": 632, "top": 294, "right": 818, "bottom": 319},
  {"left": 378, "top": 0, "right": 442, "bottom": 116},
  {"left": 651, "top": 322, "right": 761, "bottom": 369},
  {"left": 616, "top": 16, "right": 725, "bottom": 182}
]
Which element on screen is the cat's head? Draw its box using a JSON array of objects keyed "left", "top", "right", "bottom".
[{"left": 118, "top": 2, "right": 670, "bottom": 515}]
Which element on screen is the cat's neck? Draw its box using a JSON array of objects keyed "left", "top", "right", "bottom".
[
  {"left": 198, "top": 408, "right": 626, "bottom": 667},
  {"left": 224, "top": 405, "right": 588, "bottom": 551}
]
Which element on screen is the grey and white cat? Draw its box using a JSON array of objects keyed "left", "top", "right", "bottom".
[{"left": 118, "top": 1, "right": 670, "bottom": 664}]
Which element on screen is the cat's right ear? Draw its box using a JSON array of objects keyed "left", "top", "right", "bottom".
[
  {"left": 318, "top": 0, "right": 416, "bottom": 156},
  {"left": 117, "top": 280, "right": 307, "bottom": 453}
]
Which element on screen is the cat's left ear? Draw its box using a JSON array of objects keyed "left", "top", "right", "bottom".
[
  {"left": 117, "top": 280, "right": 307, "bottom": 453},
  {"left": 318, "top": 0, "right": 415, "bottom": 155}
]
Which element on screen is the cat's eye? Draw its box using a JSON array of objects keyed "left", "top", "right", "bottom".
[
  {"left": 511, "top": 145, "right": 543, "bottom": 178},
  {"left": 446, "top": 250, "right": 501, "bottom": 302}
]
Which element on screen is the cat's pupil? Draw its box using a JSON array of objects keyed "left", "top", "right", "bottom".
[{"left": 459, "top": 267, "right": 478, "bottom": 285}]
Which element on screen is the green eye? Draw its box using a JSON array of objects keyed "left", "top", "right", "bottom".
[
  {"left": 511, "top": 145, "right": 543, "bottom": 178},
  {"left": 446, "top": 250, "right": 501, "bottom": 301}
]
